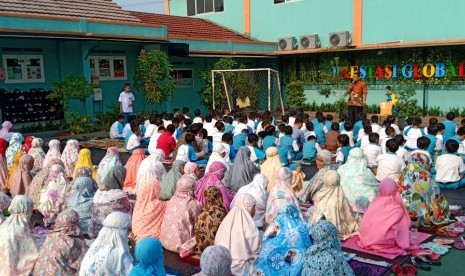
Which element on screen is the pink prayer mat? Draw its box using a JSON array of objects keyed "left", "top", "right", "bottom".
[{"left": 342, "top": 232, "right": 431, "bottom": 260}]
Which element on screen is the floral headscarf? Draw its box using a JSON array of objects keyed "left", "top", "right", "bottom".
[
  {"left": 67, "top": 177, "right": 96, "bottom": 233},
  {"left": 28, "top": 138, "right": 46, "bottom": 175},
  {"left": 0, "top": 192, "right": 12, "bottom": 223},
  {"left": 195, "top": 162, "right": 235, "bottom": 211},
  {"left": 27, "top": 158, "right": 65, "bottom": 209},
  {"left": 43, "top": 139, "right": 61, "bottom": 169},
  {"left": 8, "top": 154, "right": 34, "bottom": 197},
  {"left": 22, "top": 136, "right": 34, "bottom": 154},
  {"left": 298, "top": 149, "right": 334, "bottom": 203},
  {"left": 61, "top": 139, "right": 80, "bottom": 177},
  {"left": 97, "top": 147, "right": 122, "bottom": 186},
  {"left": 197, "top": 245, "right": 232, "bottom": 276},
  {"left": 33, "top": 209, "right": 88, "bottom": 275},
  {"left": 39, "top": 164, "right": 70, "bottom": 227},
  {"left": 0, "top": 121, "right": 12, "bottom": 141},
  {"left": 6, "top": 133, "right": 24, "bottom": 169}
]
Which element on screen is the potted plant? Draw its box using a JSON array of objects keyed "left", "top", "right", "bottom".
[
  {"left": 286, "top": 81, "right": 306, "bottom": 110},
  {"left": 395, "top": 88, "right": 423, "bottom": 128}
]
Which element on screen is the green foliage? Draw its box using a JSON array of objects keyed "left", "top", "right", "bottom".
[
  {"left": 318, "top": 87, "right": 333, "bottom": 98},
  {"left": 20, "top": 121, "right": 64, "bottom": 133},
  {"left": 233, "top": 65, "right": 260, "bottom": 107},
  {"left": 199, "top": 57, "right": 239, "bottom": 109},
  {"left": 426, "top": 106, "right": 443, "bottom": 116},
  {"left": 395, "top": 88, "right": 423, "bottom": 119},
  {"left": 48, "top": 75, "right": 94, "bottom": 113},
  {"left": 95, "top": 103, "right": 121, "bottom": 132},
  {"left": 333, "top": 92, "right": 348, "bottom": 114},
  {"left": 134, "top": 50, "right": 175, "bottom": 104},
  {"left": 63, "top": 112, "right": 97, "bottom": 135},
  {"left": 286, "top": 81, "right": 306, "bottom": 109}
]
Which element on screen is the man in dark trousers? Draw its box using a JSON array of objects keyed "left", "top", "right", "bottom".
[{"left": 346, "top": 72, "right": 368, "bottom": 123}]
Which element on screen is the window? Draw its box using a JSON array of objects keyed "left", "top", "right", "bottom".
[
  {"left": 187, "top": 0, "right": 223, "bottom": 16},
  {"left": 274, "top": 0, "right": 296, "bottom": 3},
  {"left": 171, "top": 69, "right": 194, "bottom": 88},
  {"left": 89, "top": 56, "right": 127, "bottom": 81},
  {"left": 3, "top": 55, "right": 44, "bottom": 83}
]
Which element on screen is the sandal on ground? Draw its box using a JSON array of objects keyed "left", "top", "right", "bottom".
[
  {"left": 411, "top": 257, "right": 431, "bottom": 271},
  {"left": 391, "top": 264, "right": 406, "bottom": 276},
  {"left": 419, "top": 256, "right": 441, "bottom": 266},
  {"left": 403, "top": 264, "right": 417, "bottom": 276},
  {"left": 411, "top": 249, "right": 441, "bottom": 260},
  {"left": 454, "top": 236, "right": 465, "bottom": 250},
  {"left": 436, "top": 229, "right": 459, "bottom": 238}
]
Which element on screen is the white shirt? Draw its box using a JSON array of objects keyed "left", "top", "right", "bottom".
[
  {"left": 175, "top": 144, "right": 190, "bottom": 163},
  {"left": 410, "top": 150, "right": 432, "bottom": 164},
  {"left": 288, "top": 116, "right": 296, "bottom": 127},
  {"left": 404, "top": 127, "right": 425, "bottom": 149},
  {"left": 376, "top": 153, "right": 406, "bottom": 182},
  {"left": 363, "top": 144, "right": 382, "bottom": 167},
  {"left": 144, "top": 124, "right": 157, "bottom": 139},
  {"left": 378, "top": 127, "right": 387, "bottom": 141},
  {"left": 371, "top": 123, "right": 381, "bottom": 133},
  {"left": 118, "top": 91, "right": 135, "bottom": 113},
  {"left": 304, "top": 130, "right": 316, "bottom": 141},
  {"left": 381, "top": 136, "right": 395, "bottom": 154},
  {"left": 340, "top": 130, "right": 354, "bottom": 147},
  {"left": 148, "top": 132, "right": 162, "bottom": 155},
  {"left": 436, "top": 134, "right": 444, "bottom": 151},
  {"left": 392, "top": 124, "right": 401, "bottom": 135},
  {"left": 435, "top": 154, "right": 465, "bottom": 183},
  {"left": 193, "top": 117, "right": 203, "bottom": 124},
  {"left": 126, "top": 134, "right": 141, "bottom": 151},
  {"left": 247, "top": 119, "right": 256, "bottom": 132},
  {"left": 109, "top": 121, "right": 122, "bottom": 139},
  {"left": 203, "top": 122, "right": 217, "bottom": 137},
  {"left": 397, "top": 147, "right": 409, "bottom": 162},
  {"left": 357, "top": 129, "right": 365, "bottom": 142},
  {"left": 233, "top": 123, "right": 248, "bottom": 136},
  {"left": 360, "top": 135, "right": 370, "bottom": 150},
  {"left": 221, "top": 142, "right": 232, "bottom": 164},
  {"left": 122, "top": 123, "right": 131, "bottom": 138},
  {"left": 213, "top": 132, "right": 224, "bottom": 145},
  {"left": 163, "top": 119, "right": 172, "bottom": 128}
]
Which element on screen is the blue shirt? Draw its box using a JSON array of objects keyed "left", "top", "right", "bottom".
[
  {"left": 233, "top": 133, "right": 247, "bottom": 151},
  {"left": 353, "top": 120, "right": 363, "bottom": 141},
  {"left": 117, "top": 122, "right": 124, "bottom": 134},
  {"left": 442, "top": 119, "right": 457, "bottom": 141},
  {"left": 324, "top": 120, "right": 332, "bottom": 131},
  {"left": 314, "top": 123, "right": 326, "bottom": 145},
  {"left": 339, "top": 146, "right": 352, "bottom": 163},
  {"left": 339, "top": 122, "right": 345, "bottom": 132},
  {"left": 425, "top": 134, "right": 438, "bottom": 156},
  {"left": 124, "top": 130, "right": 134, "bottom": 149},
  {"left": 187, "top": 144, "right": 200, "bottom": 161},
  {"left": 262, "top": 135, "right": 277, "bottom": 152},
  {"left": 253, "top": 147, "right": 266, "bottom": 161},
  {"left": 224, "top": 123, "right": 234, "bottom": 134},
  {"left": 302, "top": 140, "right": 317, "bottom": 160}
]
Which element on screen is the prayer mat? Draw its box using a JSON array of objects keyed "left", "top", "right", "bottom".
[
  {"left": 349, "top": 259, "right": 390, "bottom": 276},
  {"left": 165, "top": 267, "right": 181, "bottom": 276},
  {"left": 342, "top": 232, "right": 431, "bottom": 260}
]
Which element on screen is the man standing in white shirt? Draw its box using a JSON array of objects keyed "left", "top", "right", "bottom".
[{"left": 118, "top": 83, "right": 135, "bottom": 124}]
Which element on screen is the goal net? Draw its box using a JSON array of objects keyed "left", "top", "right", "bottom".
[{"left": 212, "top": 68, "right": 284, "bottom": 114}]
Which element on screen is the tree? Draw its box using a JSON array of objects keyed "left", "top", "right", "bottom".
[{"left": 286, "top": 81, "right": 306, "bottom": 109}]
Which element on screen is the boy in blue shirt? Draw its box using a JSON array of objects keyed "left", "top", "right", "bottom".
[
  {"left": 314, "top": 113, "right": 328, "bottom": 146},
  {"left": 353, "top": 112, "right": 366, "bottom": 141},
  {"left": 176, "top": 133, "right": 207, "bottom": 165},
  {"left": 233, "top": 128, "right": 248, "bottom": 151},
  {"left": 425, "top": 124, "right": 439, "bottom": 159},
  {"left": 443, "top": 126, "right": 465, "bottom": 158},
  {"left": 303, "top": 135, "right": 318, "bottom": 162},
  {"left": 335, "top": 134, "right": 352, "bottom": 165},
  {"left": 279, "top": 125, "right": 303, "bottom": 161},
  {"left": 262, "top": 125, "right": 278, "bottom": 152},
  {"left": 325, "top": 114, "right": 333, "bottom": 131},
  {"left": 109, "top": 114, "right": 125, "bottom": 139},
  {"left": 247, "top": 133, "right": 265, "bottom": 162},
  {"left": 442, "top": 112, "right": 457, "bottom": 141},
  {"left": 223, "top": 116, "right": 234, "bottom": 134}
]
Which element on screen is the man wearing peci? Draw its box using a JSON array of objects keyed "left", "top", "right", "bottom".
[{"left": 346, "top": 72, "right": 368, "bottom": 123}]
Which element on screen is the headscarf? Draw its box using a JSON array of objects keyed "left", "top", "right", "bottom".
[
  {"left": 39, "top": 164, "right": 71, "bottom": 227},
  {"left": 301, "top": 221, "right": 355, "bottom": 276},
  {"left": 173, "top": 131, "right": 188, "bottom": 160},
  {"left": 195, "top": 187, "right": 227, "bottom": 255},
  {"left": 206, "top": 143, "right": 229, "bottom": 174},
  {"left": 255, "top": 203, "right": 312, "bottom": 275},
  {"left": 197, "top": 245, "right": 232, "bottom": 276},
  {"left": 398, "top": 152, "right": 447, "bottom": 226},
  {"left": 160, "top": 176, "right": 202, "bottom": 255},
  {"left": 28, "top": 138, "right": 46, "bottom": 175},
  {"left": 183, "top": 161, "right": 199, "bottom": 181},
  {"left": 89, "top": 165, "right": 132, "bottom": 238},
  {"left": 0, "top": 192, "right": 11, "bottom": 223},
  {"left": 73, "top": 149, "right": 96, "bottom": 180},
  {"left": 0, "top": 139, "right": 8, "bottom": 190},
  {"left": 214, "top": 193, "right": 261, "bottom": 275},
  {"left": 8, "top": 154, "right": 34, "bottom": 197},
  {"left": 0, "top": 195, "right": 38, "bottom": 275},
  {"left": 358, "top": 178, "right": 419, "bottom": 255},
  {"left": 97, "top": 147, "right": 122, "bottom": 186},
  {"left": 33, "top": 209, "right": 88, "bottom": 275},
  {"left": 27, "top": 158, "right": 65, "bottom": 209},
  {"left": 129, "top": 238, "right": 166, "bottom": 276},
  {"left": 6, "top": 150, "right": 23, "bottom": 190},
  {"left": 43, "top": 139, "right": 61, "bottom": 169},
  {"left": 80, "top": 212, "right": 133, "bottom": 276},
  {"left": 229, "top": 147, "right": 259, "bottom": 191},
  {"left": 265, "top": 167, "right": 301, "bottom": 225},
  {"left": 233, "top": 173, "right": 268, "bottom": 228},
  {"left": 310, "top": 170, "right": 359, "bottom": 240},
  {"left": 160, "top": 160, "right": 185, "bottom": 200},
  {"left": 74, "top": 166, "right": 98, "bottom": 190},
  {"left": 123, "top": 148, "right": 146, "bottom": 193},
  {"left": 132, "top": 177, "right": 167, "bottom": 241},
  {"left": 261, "top": 147, "right": 282, "bottom": 192},
  {"left": 196, "top": 162, "right": 236, "bottom": 211},
  {"left": 338, "top": 148, "right": 379, "bottom": 213},
  {"left": 61, "top": 139, "right": 80, "bottom": 177},
  {"left": 292, "top": 168, "right": 306, "bottom": 193},
  {"left": 6, "top": 132, "right": 23, "bottom": 169},
  {"left": 298, "top": 150, "right": 333, "bottom": 203},
  {"left": 67, "top": 177, "right": 96, "bottom": 233},
  {"left": 22, "top": 135, "right": 34, "bottom": 154},
  {"left": 135, "top": 150, "right": 166, "bottom": 194},
  {"left": 0, "top": 121, "right": 12, "bottom": 141}
]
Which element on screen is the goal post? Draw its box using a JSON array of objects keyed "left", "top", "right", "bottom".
[{"left": 211, "top": 68, "right": 285, "bottom": 115}]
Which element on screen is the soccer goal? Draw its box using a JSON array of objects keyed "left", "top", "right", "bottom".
[{"left": 211, "top": 68, "right": 284, "bottom": 115}]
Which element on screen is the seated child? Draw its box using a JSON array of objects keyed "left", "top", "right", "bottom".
[
  {"left": 436, "top": 123, "right": 445, "bottom": 152},
  {"left": 303, "top": 122, "right": 316, "bottom": 141},
  {"left": 314, "top": 113, "right": 328, "bottom": 146},
  {"left": 375, "top": 139, "right": 406, "bottom": 182},
  {"left": 370, "top": 115, "right": 381, "bottom": 133},
  {"left": 381, "top": 127, "right": 395, "bottom": 154},
  {"left": 387, "top": 115, "right": 401, "bottom": 134},
  {"left": 126, "top": 122, "right": 148, "bottom": 154},
  {"left": 223, "top": 116, "right": 234, "bottom": 134},
  {"left": 353, "top": 112, "right": 367, "bottom": 141},
  {"left": 340, "top": 121, "right": 354, "bottom": 147},
  {"left": 323, "top": 123, "right": 339, "bottom": 154},
  {"left": 247, "top": 134, "right": 265, "bottom": 162},
  {"left": 193, "top": 109, "right": 203, "bottom": 124},
  {"left": 403, "top": 117, "right": 425, "bottom": 151},
  {"left": 262, "top": 125, "right": 278, "bottom": 152},
  {"left": 435, "top": 139, "right": 465, "bottom": 189},
  {"left": 148, "top": 126, "right": 164, "bottom": 155},
  {"left": 410, "top": 136, "right": 432, "bottom": 168},
  {"left": 324, "top": 114, "right": 333, "bottom": 131},
  {"left": 303, "top": 135, "right": 319, "bottom": 162},
  {"left": 363, "top": 133, "right": 382, "bottom": 169},
  {"left": 378, "top": 120, "right": 390, "bottom": 141},
  {"left": 199, "top": 128, "right": 212, "bottom": 157},
  {"left": 109, "top": 114, "right": 124, "bottom": 139},
  {"left": 338, "top": 113, "right": 348, "bottom": 132},
  {"left": 156, "top": 124, "right": 177, "bottom": 158},
  {"left": 212, "top": 121, "right": 225, "bottom": 145},
  {"left": 176, "top": 133, "right": 207, "bottom": 165},
  {"left": 221, "top": 133, "right": 235, "bottom": 164},
  {"left": 144, "top": 115, "right": 159, "bottom": 139},
  {"left": 442, "top": 112, "right": 457, "bottom": 141},
  {"left": 425, "top": 124, "right": 440, "bottom": 158},
  {"left": 393, "top": 134, "right": 408, "bottom": 162},
  {"left": 424, "top": 117, "right": 438, "bottom": 134},
  {"left": 276, "top": 123, "right": 286, "bottom": 145},
  {"left": 444, "top": 126, "right": 465, "bottom": 156},
  {"left": 359, "top": 124, "right": 372, "bottom": 150},
  {"left": 279, "top": 125, "right": 302, "bottom": 161},
  {"left": 122, "top": 115, "right": 136, "bottom": 138},
  {"left": 335, "top": 134, "right": 351, "bottom": 165},
  {"left": 233, "top": 128, "right": 248, "bottom": 151}
]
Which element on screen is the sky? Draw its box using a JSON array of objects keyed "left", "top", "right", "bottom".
[{"left": 113, "top": 0, "right": 165, "bottom": 14}]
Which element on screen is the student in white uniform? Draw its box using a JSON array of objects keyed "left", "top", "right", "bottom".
[
  {"left": 376, "top": 139, "right": 406, "bottom": 182},
  {"left": 363, "top": 133, "right": 382, "bottom": 168},
  {"left": 118, "top": 83, "right": 135, "bottom": 124},
  {"left": 435, "top": 139, "right": 465, "bottom": 189}
]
